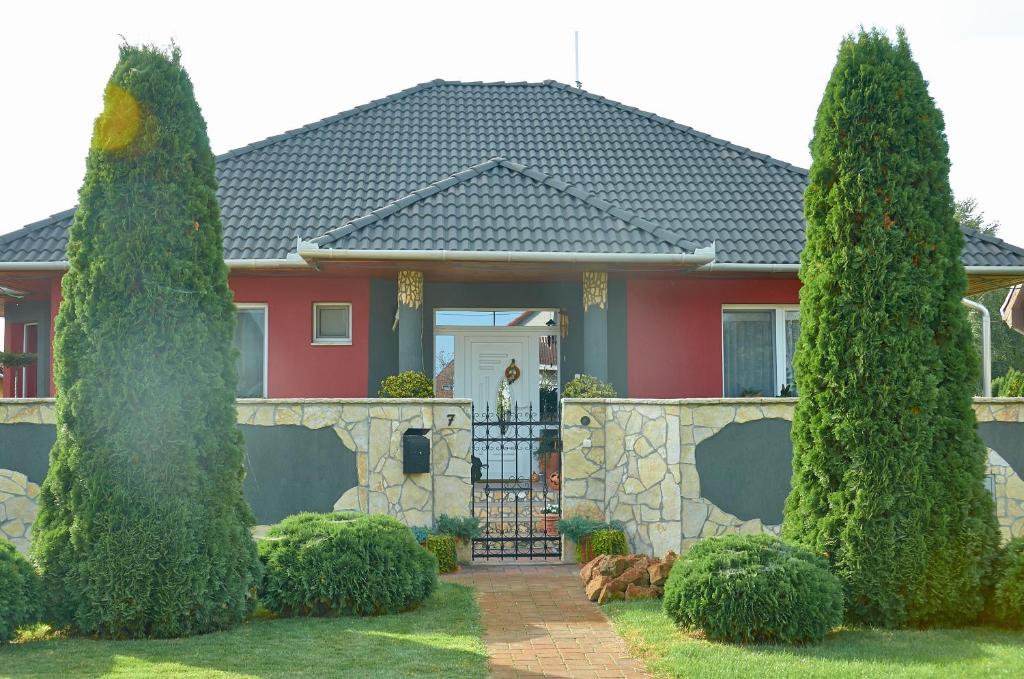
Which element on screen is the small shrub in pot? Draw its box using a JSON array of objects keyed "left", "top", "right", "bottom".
[
  {"left": 562, "top": 374, "right": 617, "bottom": 399},
  {"left": 378, "top": 371, "right": 435, "bottom": 398},
  {"left": 425, "top": 535, "right": 458, "bottom": 574},
  {"left": 663, "top": 534, "right": 843, "bottom": 644}
]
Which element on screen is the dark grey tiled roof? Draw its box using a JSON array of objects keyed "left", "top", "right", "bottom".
[
  {"left": 2, "top": 79, "right": 1024, "bottom": 268},
  {"left": 313, "top": 158, "right": 701, "bottom": 254}
]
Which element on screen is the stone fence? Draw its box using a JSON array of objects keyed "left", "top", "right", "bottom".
[
  {"left": 561, "top": 398, "right": 1024, "bottom": 557},
  {"left": 0, "top": 398, "right": 473, "bottom": 552},
  {"left": 5, "top": 396, "right": 1023, "bottom": 559}
]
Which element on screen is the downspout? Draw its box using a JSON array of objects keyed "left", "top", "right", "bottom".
[{"left": 962, "top": 298, "right": 991, "bottom": 397}]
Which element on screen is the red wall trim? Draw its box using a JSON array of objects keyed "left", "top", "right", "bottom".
[{"left": 627, "top": 277, "right": 801, "bottom": 398}]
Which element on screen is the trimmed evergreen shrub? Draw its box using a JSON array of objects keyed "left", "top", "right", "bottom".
[
  {"left": 783, "top": 28, "right": 999, "bottom": 628},
  {"left": 663, "top": 534, "right": 843, "bottom": 644},
  {"left": 587, "top": 529, "right": 628, "bottom": 558},
  {"left": 258, "top": 512, "right": 437, "bottom": 616},
  {"left": 434, "top": 514, "right": 481, "bottom": 542},
  {"left": 378, "top": 371, "right": 435, "bottom": 398},
  {"left": 426, "top": 535, "right": 458, "bottom": 574},
  {"left": 989, "top": 538, "right": 1024, "bottom": 628},
  {"left": 0, "top": 539, "right": 40, "bottom": 643},
  {"left": 30, "top": 44, "right": 261, "bottom": 638},
  {"left": 562, "top": 374, "right": 617, "bottom": 399},
  {"left": 993, "top": 368, "right": 1024, "bottom": 397}
]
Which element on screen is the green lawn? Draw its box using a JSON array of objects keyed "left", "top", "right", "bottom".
[
  {"left": 605, "top": 599, "right": 1024, "bottom": 679},
  {"left": 0, "top": 583, "right": 487, "bottom": 679}
]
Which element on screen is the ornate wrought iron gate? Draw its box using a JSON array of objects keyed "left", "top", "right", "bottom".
[{"left": 471, "top": 403, "right": 561, "bottom": 559}]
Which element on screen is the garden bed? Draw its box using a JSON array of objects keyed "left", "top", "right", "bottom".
[{"left": 605, "top": 599, "right": 1024, "bottom": 678}]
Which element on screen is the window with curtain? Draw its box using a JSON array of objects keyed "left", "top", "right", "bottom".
[
  {"left": 722, "top": 307, "right": 800, "bottom": 397},
  {"left": 723, "top": 310, "right": 776, "bottom": 397},
  {"left": 235, "top": 306, "right": 267, "bottom": 398}
]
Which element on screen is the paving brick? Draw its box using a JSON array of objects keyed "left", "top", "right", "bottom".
[{"left": 447, "top": 563, "right": 649, "bottom": 678}]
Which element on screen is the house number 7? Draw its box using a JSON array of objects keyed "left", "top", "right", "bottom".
[{"left": 447, "top": 413, "right": 455, "bottom": 426}]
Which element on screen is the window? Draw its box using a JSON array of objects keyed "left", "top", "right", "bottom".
[
  {"left": 313, "top": 303, "right": 352, "bottom": 344},
  {"left": 235, "top": 305, "right": 267, "bottom": 398},
  {"left": 722, "top": 306, "right": 800, "bottom": 397}
]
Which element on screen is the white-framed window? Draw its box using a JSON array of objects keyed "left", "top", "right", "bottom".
[
  {"left": 721, "top": 305, "right": 800, "bottom": 398},
  {"left": 235, "top": 303, "right": 268, "bottom": 398},
  {"left": 312, "top": 303, "right": 352, "bottom": 345}
]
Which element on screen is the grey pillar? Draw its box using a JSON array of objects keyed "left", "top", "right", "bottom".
[
  {"left": 397, "top": 270, "right": 424, "bottom": 373},
  {"left": 582, "top": 271, "right": 608, "bottom": 381}
]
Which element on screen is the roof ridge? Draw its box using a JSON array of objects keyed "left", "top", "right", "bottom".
[
  {"left": 311, "top": 157, "right": 700, "bottom": 252},
  {"left": 537, "top": 80, "right": 809, "bottom": 176}
]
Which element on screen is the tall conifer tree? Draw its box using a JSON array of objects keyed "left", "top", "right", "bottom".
[
  {"left": 783, "top": 29, "right": 998, "bottom": 627},
  {"left": 32, "top": 45, "right": 261, "bottom": 638}
]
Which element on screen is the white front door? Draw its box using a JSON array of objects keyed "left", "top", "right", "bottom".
[{"left": 457, "top": 333, "right": 540, "bottom": 479}]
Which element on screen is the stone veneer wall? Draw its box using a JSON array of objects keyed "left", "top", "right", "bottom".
[
  {"left": 562, "top": 398, "right": 1024, "bottom": 556},
  {"left": 0, "top": 398, "right": 473, "bottom": 552}
]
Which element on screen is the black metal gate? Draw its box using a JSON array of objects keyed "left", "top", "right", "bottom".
[{"left": 471, "top": 403, "right": 561, "bottom": 559}]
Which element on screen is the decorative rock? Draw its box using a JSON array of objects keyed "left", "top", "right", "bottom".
[
  {"left": 624, "top": 584, "right": 659, "bottom": 600},
  {"left": 585, "top": 575, "right": 611, "bottom": 601},
  {"left": 648, "top": 560, "right": 674, "bottom": 587}
]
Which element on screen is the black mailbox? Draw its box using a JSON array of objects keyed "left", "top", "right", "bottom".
[{"left": 403, "top": 428, "right": 431, "bottom": 473}]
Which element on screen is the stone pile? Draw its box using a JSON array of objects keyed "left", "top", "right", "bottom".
[{"left": 580, "top": 551, "right": 677, "bottom": 604}]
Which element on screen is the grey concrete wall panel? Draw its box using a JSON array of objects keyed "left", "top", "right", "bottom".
[
  {"left": 979, "top": 421, "right": 1024, "bottom": 478},
  {"left": 239, "top": 424, "right": 358, "bottom": 525},
  {"left": 694, "top": 418, "right": 793, "bottom": 525},
  {"left": 0, "top": 422, "right": 55, "bottom": 483}
]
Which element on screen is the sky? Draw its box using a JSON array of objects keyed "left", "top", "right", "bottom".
[{"left": 1, "top": 0, "right": 1022, "bottom": 247}]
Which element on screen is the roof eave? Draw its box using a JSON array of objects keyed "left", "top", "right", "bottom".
[
  {"left": 0, "top": 257, "right": 311, "bottom": 272},
  {"left": 296, "top": 241, "right": 716, "bottom": 267}
]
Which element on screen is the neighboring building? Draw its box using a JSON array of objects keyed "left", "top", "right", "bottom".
[{"left": 3, "top": 80, "right": 1024, "bottom": 412}]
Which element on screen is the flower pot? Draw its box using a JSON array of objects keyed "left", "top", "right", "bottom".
[
  {"left": 543, "top": 513, "right": 559, "bottom": 536},
  {"left": 537, "top": 451, "right": 561, "bottom": 479},
  {"left": 576, "top": 535, "right": 596, "bottom": 563},
  {"left": 455, "top": 538, "right": 473, "bottom": 564}
]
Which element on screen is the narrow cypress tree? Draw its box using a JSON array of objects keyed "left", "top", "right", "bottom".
[
  {"left": 31, "top": 45, "right": 261, "bottom": 638},
  {"left": 783, "top": 29, "right": 998, "bottom": 627}
]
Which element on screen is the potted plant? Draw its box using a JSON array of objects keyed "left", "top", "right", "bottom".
[
  {"left": 556, "top": 515, "right": 627, "bottom": 563},
  {"left": 434, "top": 514, "right": 481, "bottom": 564},
  {"left": 534, "top": 428, "right": 561, "bottom": 480},
  {"left": 540, "top": 504, "right": 560, "bottom": 536}
]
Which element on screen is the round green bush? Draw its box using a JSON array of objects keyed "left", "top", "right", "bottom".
[
  {"left": 562, "top": 374, "right": 617, "bottom": 399},
  {"left": 990, "top": 538, "right": 1024, "bottom": 627},
  {"left": 425, "top": 535, "right": 457, "bottom": 574},
  {"left": 663, "top": 534, "right": 843, "bottom": 644},
  {"left": 258, "top": 512, "right": 437, "bottom": 616},
  {"left": 1, "top": 539, "right": 40, "bottom": 643},
  {"left": 378, "top": 371, "right": 435, "bottom": 398}
]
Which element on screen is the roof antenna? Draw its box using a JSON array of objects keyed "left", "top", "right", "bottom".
[{"left": 574, "top": 31, "right": 582, "bottom": 89}]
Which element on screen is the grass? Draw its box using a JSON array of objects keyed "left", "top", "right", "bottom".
[
  {"left": 605, "top": 599, "right": 1024, "bottom": 679},
  {"left": 0, "top": 582, "right": 487, "bottom": 679}
]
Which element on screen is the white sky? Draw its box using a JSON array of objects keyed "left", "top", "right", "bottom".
[{"left": 1, "top": 0, "right": 1022, "bottom": 246}]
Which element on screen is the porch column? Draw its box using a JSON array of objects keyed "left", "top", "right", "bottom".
[
  {"left": 582, "top": 271, "right": 608, "bottom": 381},
  {"left": 397, "top": 270, "right": 424, "bottom": 373}
]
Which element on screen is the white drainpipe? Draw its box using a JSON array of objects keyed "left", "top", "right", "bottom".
[{"left": 962, "top": 298, "right": 991, "bottom": 396}]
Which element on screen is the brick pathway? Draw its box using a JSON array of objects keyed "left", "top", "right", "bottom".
[{"left": 447, "top": 563, "right": 650, "bottom": 679}]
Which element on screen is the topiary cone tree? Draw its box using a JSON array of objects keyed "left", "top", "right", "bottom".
[
  {"left": 783, "top": 28, "right": 999, "bottom": 628},
  {"left": 31, "top": 45, "right": 261, "bottom": 638}
]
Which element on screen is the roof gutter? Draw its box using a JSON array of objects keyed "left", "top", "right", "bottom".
[
  {"left": 0, "top": 258, "right": 311, "bottom": 272},
  {"left": 296, "top": 242, "right": 716, "bottom": 266},
  {"left": 696, "top": 263, "right": 1024, "bottom": 276}
]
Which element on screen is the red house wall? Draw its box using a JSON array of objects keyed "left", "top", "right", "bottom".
[
  {"left": 627, "top": 277, "right": 802, "bottom": 398},
  {"left": 231, "top": 275, "right": 370, "bottom": 398}
]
